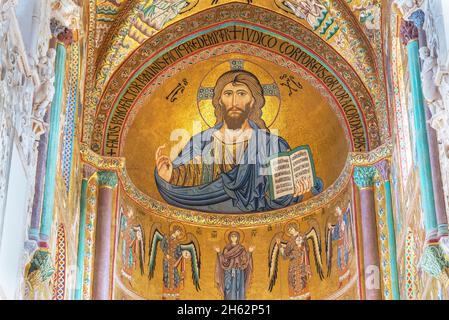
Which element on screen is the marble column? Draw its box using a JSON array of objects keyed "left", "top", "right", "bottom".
[
  {"left": 400, "top": 20, "right": 438, "bottom": 241},
  {"left": 75, "top": 165, "right": 96, "bottom": 300},
  {"left": 375, "top": 160, "right": 400, "bottom": 300},
  {"left": 354, "top": 166, "right": 382, "bottom": 300},
  {"left": 28, "top": 110, "right": 50, "bottom": 243},
  {"left": 38, "top": 41, "right": 67, "bottom": 248},
  {"left": 92, "top": 171, "right": 118, "bottom": 300},
  {"left": 410, "top": 10, "right": 449, "bottom": 238}
]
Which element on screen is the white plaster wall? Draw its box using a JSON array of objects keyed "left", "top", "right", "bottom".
[{"left": 0, "top": 144, "right": 29, "bottom": 299}]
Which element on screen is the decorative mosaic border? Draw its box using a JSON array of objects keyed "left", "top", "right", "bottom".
[
  {"left": 79, "top": 139, "right": 391, "bottom": 227},
  {"left": 81, "top": 0, "right": 99, "bottom": 144},
  {"left": 117, "top": 160, "right": 351, "bottom": 227},
  {"left": 82, "top": 177, "right": 98, "bottom": 300},
  {"left": 390, "top": 13, "right": 412, "bottom": 182},
  {"left": 62, "top": 43, "right": 81, "bottom": 193},
  {"left": 88, "top": 5, "right": 381, "bottom": 152},
  {"left": 120, "top": 42, "right": 352, "bottom": 154},
  {"left": 405, "top": 228, "right": 418, "bottom": 300},
  {"left": 80, "top": 143, "right": 125, "bottom": 170},
  {"left": 349, "top": 138, "right": 392, "bottom": 166},
  {"left": 375, "top": 180, "right": 392, "bottom": 299},
  {"left": 52, "top": 224, "right": 66, "bottom": 300}
]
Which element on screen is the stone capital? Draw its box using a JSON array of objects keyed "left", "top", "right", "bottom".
[
  {"left": 400, "top": 19, "right": 419, "bottom": 45},
  {"left": 419, "top": 245, "right": 449, "bottom": 288},
  {"left": 50, "top": 18, "right": 74, "bottom": 47},
  {"left": 82, "top": 164, "right": 97, "bottom": 180},
  {"left": 409, "top": 9, "right": 425, "bottom": 29},
  {"left": 374, "top": 160, "right": 391, "bottom": 182},
  {"left": 97, "top": 171, "right": 118, "bottom": 189},
  {"left": 51, "top": 0, "right": 81, "bottom": 30},
  {"left": 353, "top": 166, "right": 377, "bottom": 189},
  {"left": 25, "top": 249, "right": 55, "bottom": 292},
  {"left": 393, "top": 0, "right": 424, "bottom": 18}
]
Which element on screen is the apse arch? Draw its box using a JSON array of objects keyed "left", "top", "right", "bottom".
[{"left": 91, "top": 16, "right": 381, "bottom": 157}]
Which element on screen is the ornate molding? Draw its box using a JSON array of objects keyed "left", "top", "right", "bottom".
[
  {"left": 118, "top": 159, "right": 353, "bottom": 227},
  {"left": 375, "top": 160, "right": 391, "bottom": 182},
  {"left": 80, "top": 143, "right": 125, "bottom": 170},
  {"left": 348, "top": 139, "right": 392, "bottom": 166},
  {"left": 75, "top": 140, "right": 393, "bottom": 227}
]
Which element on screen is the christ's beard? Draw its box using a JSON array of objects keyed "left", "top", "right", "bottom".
[{"left": 223, "top": 103, "right": 251, "bottom": 130}]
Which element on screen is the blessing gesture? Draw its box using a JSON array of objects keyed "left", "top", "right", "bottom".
[{"left": 155, "top": 145, "right": 173, "bottom": 182}]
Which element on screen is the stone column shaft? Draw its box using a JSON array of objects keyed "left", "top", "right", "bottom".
[
  {"left": 354, "top": 166, "right": 382, "bottom": 300},
  {"left": 401, "top": 20, "right": 438, "bottom": 240},
  {"left": 75, "top": 165, "right": 96, "bottom": 300},
  {"left": 92, "top": 171, "right": 118, "bottom": 300},
  {"left": 29, "top": 111, "right": 50, "bottom": 242},
  {"left": 38, "top": 42, "right": 67, "bottom": 247},
  {"left": 410, "top": 9, "right": 449, "bottom": 237}
]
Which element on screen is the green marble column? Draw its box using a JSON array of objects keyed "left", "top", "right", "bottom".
[
  {"left": 400, "top": 20, "right": 438, "bottom": 241},
  {"left": 75, "top": 165, "right": 96, "bottom": 300},
  {"left": 38, "top": 42, "right": 67, "bottom": 247}
]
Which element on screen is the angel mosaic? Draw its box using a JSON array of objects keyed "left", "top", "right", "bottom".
[
  {"left": 119, "top": 206, "right": 145, "bottom": 284},
  {"left": 325, "top": 204, "right": 354, "bottom": 288},
  {"left": 274, "top": 0, "right": 339, "bottom": 40},
  {"left": 268, "top": 221, "right": 325, "bottom": 300},
  {"left": 148, "top": 223, "right": 201, "bottom": 300},
  {"left": 139, "top": 0, "right": 198, "bottom": 31},
  {"left": 214, "top": 230, "right": 254, "bottom": 300}
]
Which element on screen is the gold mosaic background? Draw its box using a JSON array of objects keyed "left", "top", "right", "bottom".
[
  {"left": 123, "top": 53, "right": 349, "bottom": 202},
  {"left": 113, "top": 182, "right": 360, "bottom": 300}
]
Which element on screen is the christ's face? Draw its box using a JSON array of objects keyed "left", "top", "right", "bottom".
[{"left": 220, "top": 82, "right": 254, "bottom": 129}]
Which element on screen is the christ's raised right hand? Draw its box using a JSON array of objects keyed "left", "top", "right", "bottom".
[{"left": 156, "top": 145, "right": 173, "bottom": 182}]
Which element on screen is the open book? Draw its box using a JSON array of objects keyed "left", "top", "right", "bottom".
[{"left": 268, "top": 145, "right": 317, "bottom": 200}]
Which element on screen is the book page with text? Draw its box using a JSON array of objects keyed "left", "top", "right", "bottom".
[
  {"left": 290, "top": 149, "right": 314, "bottom": 193},
  {"left": 270, "top": 156, "right": 294, "bottom": 199}
]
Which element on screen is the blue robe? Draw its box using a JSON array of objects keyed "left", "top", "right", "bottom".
[
  {"left": 224, "top": 268, "right": 246, "bottom": 300},
  {"left": 155, "top": 121, "right": 306, "bottom": 213}
]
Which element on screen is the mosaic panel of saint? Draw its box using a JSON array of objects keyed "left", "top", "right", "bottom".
[{"left": 154, "top": 68, "right": 323, "bottom": 213}]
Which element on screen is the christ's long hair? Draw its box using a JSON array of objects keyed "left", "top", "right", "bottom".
[{"left": 212, "top": 70, "right": 268, "bottom": 130}]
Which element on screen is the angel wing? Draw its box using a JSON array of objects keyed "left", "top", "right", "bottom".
[
  {"left": 268, "top": 232, "right": 287, "bottom": 292},
  {"left": 179, "top": 233, "right": 201, "bottom": 291},
  {"left": 119, "top": 208, "right": 126, "bottom": 232},
  {"left": 148, "top": 225, "right": 164, "bottom": 280},
  {"left": 344, "top": 206, "right": 355, "bottom": 250},
  {"left": 179, "top": 0, "right": 199, "bottom": 14},
  {"left": 274, "top": 0, "right": 300, "bottom": 16},
  {"left": 325, "top": 223, "right": 335, "bottom": 277},
  {"left": 305, "top": 227, "right": 325, "bottom": 280},
  {"left": 134, "top": 224, "right": 145, "bottom": 275}
]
